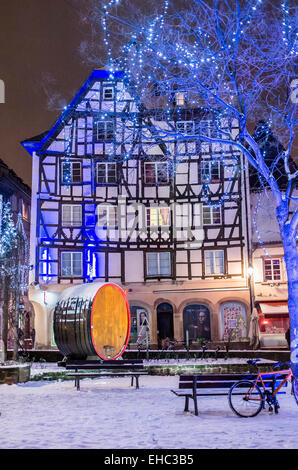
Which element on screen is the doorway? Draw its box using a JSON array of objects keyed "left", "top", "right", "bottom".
[{"left": 157, "top": 303, "right": 174, "bottom": 347}]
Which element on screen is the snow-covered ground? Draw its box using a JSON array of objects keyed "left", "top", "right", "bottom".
[{"left": 0, "top": 362, "right": 297, "bottom": 449}]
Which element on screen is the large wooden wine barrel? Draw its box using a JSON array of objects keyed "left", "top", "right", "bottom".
[{"left": 53, "top": 282, "right": 131, "bottom": 360}]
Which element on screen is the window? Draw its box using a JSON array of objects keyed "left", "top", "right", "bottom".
[
  {"left": 264, "top": 259, "right": 281, "bottom": 281},
  {"left": 94, "top": 120, "right": 114, "bottom": 141},
  {"left": 198, "top": 120, "right": 219, "bottom": 138},
  {"left": 103, "top": 87, "right": 114, "bottom": 100},
  {"left": 146, "top": 252, "right": 171, "bottom": 277},
  {"left": 146, "top": 207, "right": 170, "bottom": 227},
  {"left": 175, "top": 92, "right": 185, "bottom": 106},
  {"left": 62, "top": 161, "right": 82, "bottom": 184},
  {"left": 200, "top": 160, "right": 221, "bottom": 183},
  {"left": 205, "top": 250, "right": 225, "bottom": 275},
  {"left": 96, "top": 162, "right": 117, "bottom": 184},
  {"left": 61, "top": 252, "right": 83, "bottom": 277},
  {"left": 97, "top": 205, "right": 117, "bottom": 228},
  {"left": 62, "top": 205, "right": 82, "bottom": 227},
  {"left": 144, "top": 162, "right": 168, "bottom": 184},
  {"left": 176, "top": 121, "right": 194, "bottom": 135},
  {"left": 202, "top": 205, "right": 222, "bottom": 225}
]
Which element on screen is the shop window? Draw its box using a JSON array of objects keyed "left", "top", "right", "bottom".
[{"left": 259, "top": 315, "right": 289, "bottom": 335}]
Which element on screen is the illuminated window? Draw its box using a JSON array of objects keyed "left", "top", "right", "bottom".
[
  {"left": 61, "top": 252, "right": 83, "bottom": 277},
  {"left": 146, "top": 252, "right": 171, "bottom": 277},
  {"left": 264, "top": 259, "right": 281, "bottom": 281},
  {"left": 175, "top": 92, "right": 185, "bottom": 106},
  {"left": 62, "top": 205, "right": 82, "bottom": 227},
  {"left": 144, "top": 162, "right": 168, "bottom": 184},
  {"left": 146, "top": 207, "right": 170, "bottom": 227},
  {"left": 205, "top": 250, "right": 225, "bottom": 275},
  {"left": 202, "top": 205, "right": 222, "bottom": 225}
]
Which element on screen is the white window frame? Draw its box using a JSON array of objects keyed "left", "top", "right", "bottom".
[
  {"left": 202, "top": 205, "right": 222, "bottom": 225},
  {"left": 96, "top": 162, "right": 117, "bottom": 185},
  {"left": 175, "top": 92, "right": 185, "bottom": 106},
  {"left": 263, "top": 258, "right": 282, "bottom": 282},
  {"left": 62, "top": 204, "right": 82, "bottom": 227},
  {"left": 146, "top": 207, "right": 170, "bottom": 227},
  {"left": 97, "top": 204, "right": 117, "bottom": 228},
  {"left": 176, "top": 121, "right": 194, "bottom": 135},
  {"left": 204, "top": 250, "right": 225, "bottom": 275},
  {"left": 146, "top": 252, "right": 171, "bottom": 277},
  {"left": 103, "top": 87, "right": 114, "bottom": 100},
  {"left": 144, "top": 162, "right": 169, "bottom": 184},
  {"left": 200, "top": 160, "right": 221, "bottom": 183},
  {"left": 62, "top": 161, "right": 82, "bottom": 184},
  {"left": 61, "top": 251, "right": 83, "bottom": 277},
  {"left": 95, "top": 120, "right": 114, "bottom": 141},
  {"left": 199, "top": 120, "right": 219, "bottom": 138}
]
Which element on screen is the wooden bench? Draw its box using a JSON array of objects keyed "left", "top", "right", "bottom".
[
  {"left": 58, "top": 359, "right": 148, "bottom": 391},
  {"left": 171, "top": 373, "right": 288, "bottom": 416}
]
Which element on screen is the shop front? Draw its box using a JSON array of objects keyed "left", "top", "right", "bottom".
[{"left": 257, "top": 302, "right": 289, "bottom": 348}]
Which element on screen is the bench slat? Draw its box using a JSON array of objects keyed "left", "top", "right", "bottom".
[{"left": 65, "top": 364, "right": 144, "bottom": 370}]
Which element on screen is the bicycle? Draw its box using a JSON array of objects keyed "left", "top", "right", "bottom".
[{"left": 228, "top": 360, "right": 298, "bottom": 418}]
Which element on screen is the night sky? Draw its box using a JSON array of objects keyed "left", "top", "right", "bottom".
[
  {"left": 0, "top": 1, "right": 296, "bottom": 188},
  {"left": 0, "top": 0, "right": 101, "bottom": 187}
]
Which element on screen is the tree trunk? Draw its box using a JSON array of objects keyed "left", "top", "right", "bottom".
[
  {"left": 12, "top": 289, "right": 20, "bottom": 362},
  {"left": 281, "top": 227, "right": 298, "bottom": 378},
  {"left": 1, "top": 275, "right": 10, "bottom": 362}
]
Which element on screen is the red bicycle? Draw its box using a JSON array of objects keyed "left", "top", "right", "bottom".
[{"left": 229, "top": 360, "right": 298, "bottom": 418}]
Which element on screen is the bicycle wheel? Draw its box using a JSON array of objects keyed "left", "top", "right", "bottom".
[
  {"left": 293, "top": 377, "right": 298, "bottom": 406},
  {"left": 229, "top": 380, "right": 264, "bottom": 418}
]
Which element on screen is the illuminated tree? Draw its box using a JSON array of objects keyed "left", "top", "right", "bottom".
[
  {"left": 0, "top": 204, "right": 29, "bottom": 361},
  {"left": 83, "top": 0, "right": 298, "bottom": 371}
]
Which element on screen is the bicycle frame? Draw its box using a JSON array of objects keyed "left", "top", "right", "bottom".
[{"left": 247, "top": 368, "right": 294, "bottom": 402}]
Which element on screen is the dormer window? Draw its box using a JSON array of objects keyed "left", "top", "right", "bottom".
[{"left": 103, "top": 87, "right": 114, "bottom": 100}]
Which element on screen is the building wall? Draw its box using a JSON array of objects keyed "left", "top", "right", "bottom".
[{"left": 24, "top": 70, "right": 252, "bottom": 350}]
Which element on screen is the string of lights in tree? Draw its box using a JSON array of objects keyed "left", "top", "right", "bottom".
[{"left": 0, "top": 203, "right": 29, "bottom": 290}]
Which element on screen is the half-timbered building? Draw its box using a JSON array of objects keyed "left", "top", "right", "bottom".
[{"left": 22, "top": 69, "right": 253, "bottom": 350}]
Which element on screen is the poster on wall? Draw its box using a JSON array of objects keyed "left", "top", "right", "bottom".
[
  {"left": 222, "top": 303, "right": 246, "bottom": 340},
  {"left": 129, "top": 306, "right": 149, "bottom": 345},
  {"left": 183, "top": 305, "right": 211, "bottom": 342}
]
